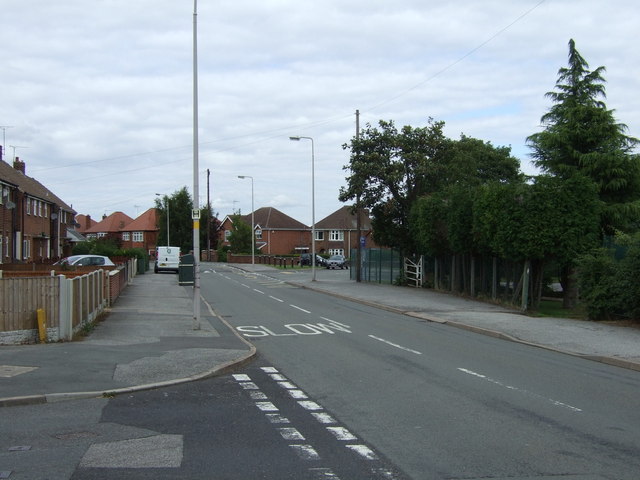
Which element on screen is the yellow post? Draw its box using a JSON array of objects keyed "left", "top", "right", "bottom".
[{"left": 37, "top": 308, "right": 47, "bottom": 343}]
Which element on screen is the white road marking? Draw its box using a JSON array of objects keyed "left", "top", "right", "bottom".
[
  {"left": 346, "top": 444, "right": 378, "bottom": 460},
  {"left": 290, "top": 444, "right": 321, "bottom": 461},
  {"left": 269, "top": 295, "right": 284, "bottom": 302},
  {"left": 290, "top": 304, "right": 311, "bottom": 313},
  {"left": 261, "top": 367, "right": 279, "bottom": 373},
  {"left": 238, "top": 382, "right": 259, "bottom": 390},
  {"left": 250, "top": 391, "right": 268, "bottom": 400},
  {"left": 266, "top": 414, "right": 290, "bottom": 424},
  {"left": 309, "top": 467, "right": 341, "bottom": 479},
  {"left": 241, "top": 283, "right": 251, "bottom": 289},
  {"left": 269, "top": 373, "right": 287, "bottom": 381},
  {"left": 298, "top": 400, "right": 323, "bottom": 411},
  {"left": 457, "top": 368, "right": 583, "bottom": 412},
  {"left": 253, "top": 288, "right": 265, "bottom": 294},
  {"left": 288, "top": 390, "right": 308, "bottom": 400},
  {"left": 327, "top": 427, "right": 357, "bottom": 441},
  {"left": 278, "top": 428, "right": 305, "bottom": 441},
  {"left": 368, "top": 335, "right": 422, "bottom": 355},
  {"left": 277, "top": 381, "right": 297, "bottom": 390},
  {"left": 311, "top": 412, "right": 336, "bottom": 424},
  {"left": 232, "top": 374, "right": 251, "bottom": 381},
  {"left": 255, "top": 402, "right": 278, "bottom": 412}
]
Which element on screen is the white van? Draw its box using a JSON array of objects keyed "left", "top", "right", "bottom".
[{"left": 155, "top": 246, "right": 180, "bottom": 273}]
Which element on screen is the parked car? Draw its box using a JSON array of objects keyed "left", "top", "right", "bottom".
[
  {"left": 299, "top": 253, "right": 327, "bottom": 267},
  {"left": 54, "top": 255, "right": 115, "bottom": 267},
  {"left": 326, "top": 254, "right": 348, "bottom": 269}
]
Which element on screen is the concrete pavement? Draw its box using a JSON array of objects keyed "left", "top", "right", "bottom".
[{"left": 2, "top": 261, "right": 639, "bottom": 408}]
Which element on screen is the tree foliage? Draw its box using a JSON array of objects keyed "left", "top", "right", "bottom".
[
  {"left": 527, "top": 39, "right": 640, "bottom": 236},
  {"left": 227, "top": 214, "right": 253, "bottom": 254},
  {"left": 154, "top": 187, "right": 196, "bottom": 254}
]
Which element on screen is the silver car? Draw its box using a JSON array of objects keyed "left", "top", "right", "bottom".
[
  {"left": 55, "top": 255, "right": 115, "bottom": 267},
  {"left": 326, "top": 254, "right": 348, "bottom": 269}
]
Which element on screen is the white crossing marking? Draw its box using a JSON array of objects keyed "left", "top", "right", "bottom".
[
  {"left": 266, "top": 414, "right": 290, "bottom": 424},
  {"left": 238, "top": 382, "right": 259, "bottom": 390},
  {"left": 249, "top": 391, "right": 268, "bottom": 400},
  {"left": 298, "top": 400, "right": 323, "bottom": 411},
  {"left": 277, "top": 381, "right": 297, "bottom": 390},
  {"left": 368, "top": 335, "right": 422, "bottom": 355},
  {"left": 287, "top": 390, "right": 309, "bottom": 400},
  {"left": 269, "top": 373, "right": 287, "bottom": 381},
  {"left": 255, "top": 402, "right": 278, "bottom": 412},
  {"left": 278, "top": 427, "right": 305, "bottom": 441},
  {"left": 311, "top": 412, "right": 336, "bottom": 424},
  {"left": 232, "top": 374, "right": 251, "bottom": 381},
  {"left": 290, "top": 444, "right": 321, "bottom": 461},
  {"left": 309, "top": 467, "right": 341, "bottom": 479},
  {"left": 261, "top": 367, "right": 279, "bottom": 373},
  {"left": 346, "top": 444, "right": 378, "bottom": 460},
  {"left": 326, "top": 427, "right": 357, "bottom": 441},
  {"left": 457, "top": 367, "right": 583, "bottom": 412}
]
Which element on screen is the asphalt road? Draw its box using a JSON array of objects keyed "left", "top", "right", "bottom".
[{"left": 200, "top": 264, "right": 640, "bottom": 480}]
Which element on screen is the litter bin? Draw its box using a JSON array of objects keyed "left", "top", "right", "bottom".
[{"left": 179, "top": 254, "right": 195, "bottom": 286}]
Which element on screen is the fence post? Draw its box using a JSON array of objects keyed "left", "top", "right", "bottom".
[{"left": 58, "top": 275, "right": 72, "bottom": 341}]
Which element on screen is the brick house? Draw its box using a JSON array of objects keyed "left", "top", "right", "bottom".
[
  {"left": 219, "top": 207, "right": 310, "bottom": 255},
  {"left": 119, "top": 208, "right": 159, "bottom": 256},
  {"left": 84, "top": 211, "right": 134, "bottom": 246},
  {"left": 0, "top": 157, "right": 76, "bottom": 263},
  {"left": 75, "top": 214, "right": 97, "bottom": 234},
  {"left": 314, "top": 206, "right": 377, "bottom": 257}
]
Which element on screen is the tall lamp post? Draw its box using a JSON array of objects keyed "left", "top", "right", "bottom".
[
  {"left": 237, "top": 175, "right": 254, "bottom": 266},
  {"left": 289, "top": 136, "right": 316, "bottom": 281},
  {"left": 155, "top": 193, "right": 170, "bottom": 246}
]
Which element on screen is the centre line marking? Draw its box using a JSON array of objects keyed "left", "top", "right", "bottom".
[
  {"left": 457, "top": 368, "right": 583, "bottom": 412},
  {"left": 253, "top": 289, "right": 265, "bottom": 294},
  {"left": 368, "top": 335, "right": 422, "bottom": 355},
  {"left": 290, "top": 304, "right": 311, "bottom": 314},
  {"left": 269, "top": 295, "right": 284, "bottom": 302}
]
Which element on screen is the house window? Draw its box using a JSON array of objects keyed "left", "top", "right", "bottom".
[
  {"left": 133, "top": 232, "right": 144, "bottom": 242},
  {"left": 122, "top": 232, "right": 131, "bottom": 241},
  {"left": 329, "top": 230, "right": 344, "bottom": 241},
  {"left": 23, "top": 238, "right": 31, "bottom": 260},
  {"left": 26, "top": 198, "right": 31, "bottom": 215},
  {"left": 315, "top": 230, "right": 324, "bottom": 241},
  {"left": 255, "top": 229, "right": 262, "bottom": 240},
  {"left": 44, "top": 204, "right": 48, "bottom": 218},
  {"left": 225, "top": 230, "right": 231, "bottom": 241},
  {"left": 98, "top": 232, "right": 107, "bottom": 238},
  {"left": 329, "top": 248, "right": 345, "bottom": 256}
]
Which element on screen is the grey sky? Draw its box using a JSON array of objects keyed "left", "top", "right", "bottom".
[{"left": 2, "top": 0, "right": 638, "bottom": 224}]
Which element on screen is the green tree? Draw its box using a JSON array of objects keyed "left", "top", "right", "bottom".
[
  {"left": 340, "top": 118, "right": 450, "bottom": 255},
  {"left": 527, "top": 39, "right": 640, "bottom": 236},
  {"left": 154, "top": 187, "right": 195, "bottom": 254},
  {"left": 227, "top": 214, "right": 252, "bottom": 254}
]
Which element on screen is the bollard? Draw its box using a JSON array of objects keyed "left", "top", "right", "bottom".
[{"left": 37, "top": 308, "right": 47, "bottom": 343}]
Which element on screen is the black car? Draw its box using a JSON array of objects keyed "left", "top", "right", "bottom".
[
  {"left": 299, "top": 253, "right": 327, "bottom": 267},
  {"left": 326, "top": 254, "right": 348, "bottom": 269}
]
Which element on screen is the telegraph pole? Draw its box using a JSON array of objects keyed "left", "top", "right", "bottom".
[{"left": 355, "top": 110, "right": 362, "bottom": 282}]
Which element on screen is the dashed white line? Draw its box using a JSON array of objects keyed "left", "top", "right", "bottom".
[
  {"left": 311, "top": 412, "right": 336, "bottom": 424},
  {"left": 253, "top": 288, "right": 265, "bottom": 294},
  {"left": 287, "top": 390, "right": 309, "bottom": 400},
  {"left": 278, "top": 427, "right": 306, "bottom": 441},
  {"left": 298, "top": 400, "right": 323, "bottom": 411},
  {"left": 346, "top": 444, "right": 378, "bottom": 460},
  {"left": 241, "top": 283, "right": 251, "bottom": 289},
  {"left": 269, "top": 295, "right": 284, "bottom": 302},
  {"left": 457, "top": 367, "right": 583, "bottom": 412},
  {"left": 290, "top": 444, "right": 321, "bottom": 461},
  {"left": 327, "top": 427, "right": 357, "bottom": 441},
  {"left": 255, "top": 402, "right": 279, "bottom": 412},
  {"left": 290, "top": 304, "right": 311, "bottom": 314},
  {"left": 368, "top": 335, "right": 422, "bottom": 355},
  {"left": 266, "top": 414, "right": 290, "bottom": 424}
]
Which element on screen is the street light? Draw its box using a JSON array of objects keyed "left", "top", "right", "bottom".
[
  {"left": 237, "top": 175, "right": 255, "bottom": 266},
  {"left": 155, "top": 194, "right": 170, "bottom": 246},
  {"left": 289, "top": 136, "right": 316, "bottom": 281}
]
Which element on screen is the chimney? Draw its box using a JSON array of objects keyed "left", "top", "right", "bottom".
[
  {"left": 102, "top": 214, "right": 107, "bottom": 220},
  {"left": 13, "top": 157, "right": 26, "bottom": 174},
  {"left": 86, "top": 215, "right": 92, "bottom": 230}
]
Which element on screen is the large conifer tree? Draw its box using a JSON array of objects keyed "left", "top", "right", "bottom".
[{"left": 527, "top": 39, "right": 640, "bottom": 236}]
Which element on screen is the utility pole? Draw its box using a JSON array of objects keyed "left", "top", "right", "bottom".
[
  {"left": 207, "top": 168, "right": 211, "bottom": 261},
  {"left": 192, "top": 0, "right": 201, "bottom": 330},
  {"left": 355, "top": 110, "right": 362, "bottom": 283}
]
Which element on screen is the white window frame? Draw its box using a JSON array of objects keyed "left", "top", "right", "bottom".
[
  {"left": 329, "top": 248, "right": 345, "bottom": 256},
  {"left": 26, "top": 197, "right": 31, "bottom": 215},
  {"left": 23, "top": 237, "right": 31, "bottom": 260},
  {"left": 255, "top": 229, "right": 262, "bottom": 240},
  {"left": 122, "top": 232, "right": 131, "bottom": 241},
  {"left": 133, "top": 231, "right": 144, "bottom": 242},
  {"left": 315, "top": 230, "right": 324, "bottom": 241},
  {"left": 329, "top": 230, "right": 344, "bottom": 241}
]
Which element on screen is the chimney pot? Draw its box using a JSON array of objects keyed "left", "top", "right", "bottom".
[{"left": 13, "top": 157, "right": 26, "bottom": 174}]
